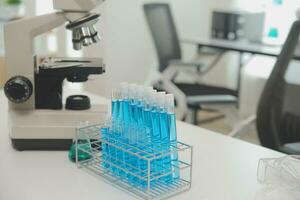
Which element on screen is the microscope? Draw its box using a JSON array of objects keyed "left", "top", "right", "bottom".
[{"left": 3, "top": 0, "right": 108, "bottom": 150}]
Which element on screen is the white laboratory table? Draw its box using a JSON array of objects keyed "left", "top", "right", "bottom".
[
  {"left": 0, "top": 50, "right": 4, "bottom": 86},
  {"left": 0, "top": 90, "right": 285, "bottom": 200}
]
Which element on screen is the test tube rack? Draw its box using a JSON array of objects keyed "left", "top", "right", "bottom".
[{"left": 75, "top": 124, "right": 193, "bottom": 200}]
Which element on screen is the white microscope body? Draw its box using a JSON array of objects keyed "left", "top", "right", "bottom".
[{"left": 4, "top": 0, "right": 108, "bottom": 150}]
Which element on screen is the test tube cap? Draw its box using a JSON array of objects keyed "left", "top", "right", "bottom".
[
  {"left": 128, "top": 83, "right": 137, "bottom": 98},
  {"left": 136, "top": 85, "right": 144, "bottom": 97},
  {"left": 165, "top": 94, "right": 175, "bottom": 107},
  {"left": 142, "top": 86, "right": 153, "bottom": 101},
  {"left": 148, "top": 90, "right": 157, "bottom": 104},
  {"left": 156, "top": 91, "right": 166, "bottom": 107},
  {"left": 120, "top": 82, "right": 129, "bottom": 98}
]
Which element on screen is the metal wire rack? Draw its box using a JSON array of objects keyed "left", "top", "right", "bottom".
[{"left": 75, "top": 124, "right": 193, "bottom": 200}]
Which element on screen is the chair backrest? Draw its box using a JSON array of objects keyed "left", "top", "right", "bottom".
[
  {"left": 143, "top": 3, "right": 182, "bottom": 72},
  {"left": 257, "top": 20, "right": 300, "bottom": 154}
]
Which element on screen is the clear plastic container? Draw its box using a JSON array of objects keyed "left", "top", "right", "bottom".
[{"left": 257, "top": 155, "right": 300, "bottom": 189}]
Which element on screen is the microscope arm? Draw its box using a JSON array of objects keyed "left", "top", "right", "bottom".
[
  {"left": 4, "top": 12, "right": 69, "bottom": 109},
  {"left": 5, "top": 12, "right": 68, "bottom": 77},
  {"left": 4, "top": 0, "right": 105, "bottom": 110}
]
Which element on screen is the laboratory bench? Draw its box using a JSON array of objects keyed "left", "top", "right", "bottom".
[
  {"left": 0, "top": 90, "right": 285, "bottom": 200},
  {"left": 181, "top": 37, "right": 300, "bottom": 97}
]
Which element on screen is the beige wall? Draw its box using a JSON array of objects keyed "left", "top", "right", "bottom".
[{"left": 0, "top": 57, "right": 5, "bottom": 87}]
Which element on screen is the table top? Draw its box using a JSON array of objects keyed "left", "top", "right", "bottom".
[
  {"left": 0, "top": 90, "right": 286, "bottom": 200},
  {"left": 182, "top": 37, "right": 300, "bottom": 60}
]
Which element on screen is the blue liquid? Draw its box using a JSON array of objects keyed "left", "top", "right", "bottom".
[
  {"left": 101, "top": 127, "right": 110, "bottom": 169},
  {"left": 160, "top": 111, "right": 169, "bottom": 144},
  {"left": 150, "top": 107, "right": 161, "bottom": 143},
  {"left": 123, "top": 99, "right": 131, "bottom": 122},
  {"left": 106, "top": 94, "right": 181, "bottom": 187},
  {"left": 168, "top": 113, "right": 180, "bottom": 181},
  {"left": 130, "top": 100, "right": 139, "bottom": 123},
  {"left": 150, "top": 107, "right": 163, "bottom": 181},
  {"left": 112, "top": 126, "right": 126, "bottom": 178},
  {"left": 137, "top": 103, "right": 144, "bottom": 125},
  {"left": 119, "top": 99, "right": 130, "bottom": 143},
  {"left": 137, "top": 107, "right": 153, "bottom": 187},
  {"left": 159, "top": 110, "right": 172, "bottom": 182},
  {"left": 107, "top": 132, "right": 117, "bottom": 174},
  {"left": 118, "top": 100, "right": 124, "bottom": 120},
  {"left": 128, "top": 128, "right": 139, "bottom": 185},
  {"left": 144, "top": 107, "right": 153, "bottom": 141},
  {"left": 112, "top": 100, "right": 119, "bottom": 119}
]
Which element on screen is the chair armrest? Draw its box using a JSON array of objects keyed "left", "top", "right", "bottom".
[
  {"left": 169, "top": 59, "right": 204, "bottom": 68},
  {"left": 180, "top": 38, "right": 200, "bottom": 45},
  {"left": 168, "top": 60, "right": 205, "bottom": 74}
]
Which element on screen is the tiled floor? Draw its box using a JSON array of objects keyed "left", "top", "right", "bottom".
[{"left": 197, "top": 111, "right": 261, "bottom": 146}]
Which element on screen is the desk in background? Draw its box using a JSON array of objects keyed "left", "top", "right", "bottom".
[
  {"left": 182, "top": 38, "right": 300, "bottom": 96},
  {"left": 0, "top": 90, "right": 286, "bottom": 200}
]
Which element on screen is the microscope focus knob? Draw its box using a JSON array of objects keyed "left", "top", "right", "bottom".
[{"left": 4, "top": 76, "right": 33, "bottom": 104}]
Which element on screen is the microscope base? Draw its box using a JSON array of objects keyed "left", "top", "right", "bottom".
[
  {"left": 11, "top": 139, "right": 73, "bottom": 151},
  {"left": 9, "top": 103, "right": 108, "bottom": 151}
]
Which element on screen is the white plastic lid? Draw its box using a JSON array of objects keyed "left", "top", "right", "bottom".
[
  {"left": 128, "top": 84, "right": 138, "bottom": 99},
  {"left": 165, "top": 94, "right": 175, "bottom": 107},
  {"left": 144, "top": 88, "right": 153, "bottom": 104},
  {"left": 112, "top": 88, "right": 120, "bottom": 100},
  {"left": 137, "top": 85, "right": 144, "bottom": 98},
  {"left": 149, "top": 90, "right": 158, "bottom": 104},
  {"left": 136, "top": 86, "right": 148, "bottom": 99},
  {"left": 156, "top": 92, "right": 166, "bottom": 108},
  {"left": 120, "top": 82, "right": 129, "bottom": 98}
]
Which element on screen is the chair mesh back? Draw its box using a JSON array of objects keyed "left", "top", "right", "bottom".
[
  {"left": 144, "top": 4, "right": 182, "bottom": 72},
  {"left": 257, "top": 20, "right": 300, "bottom": 153}
]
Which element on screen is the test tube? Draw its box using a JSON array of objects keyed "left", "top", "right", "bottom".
[
  {"left": 130, "top": 84, "right": 139, "bottom": 123},
  {"left": 111, "top": 88, "right": 120, "bottom": 119},
  {"left": 120, "top": 82, "right": 130, "bottom": 122},
  {"left": 101, "top": 119, "right": 111, "bottom": 169},
  {"left": 166, "top": 94, "right": 180, "bottom": 181},
  {"left": 157, "top": 92, "right": 173, "bottom": 183}
]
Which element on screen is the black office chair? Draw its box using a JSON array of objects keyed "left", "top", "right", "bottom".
[
  {"left": 257, "top": 20, "right": 300, "bottom": 154},
  {"left": 143, "top": 3, "right": 238, "bottom": 124}
]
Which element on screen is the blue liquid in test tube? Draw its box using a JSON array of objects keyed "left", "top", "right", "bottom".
[
  {"left": 109, "top": 85, "right": 182, "bottom": 188},
  {"left": 150, "top": 104, "right": 163, "bottom": 181},
  {"left": 111, "top": 89, "right": 120, "bottom": 119},
  {"left": 112, "top": 100, "right": 119, "bottom": 119},
  {"left": 166, "top": 94, "right": 180, "bottom": 181},
  {"left": 137, "top": 103, "right": 144, "bottom": 125},
  {"left": 131, "top": 100, "right": 139, "bottom": 123},
  {"left": 159, "top": 110, "right": 172, "bottom": 183},
  {"left": 123, "top": 99, "right": 131, "bottom": 122},
  {"left": 101, "top": 125, "right": 110, "bottom": 169}
]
